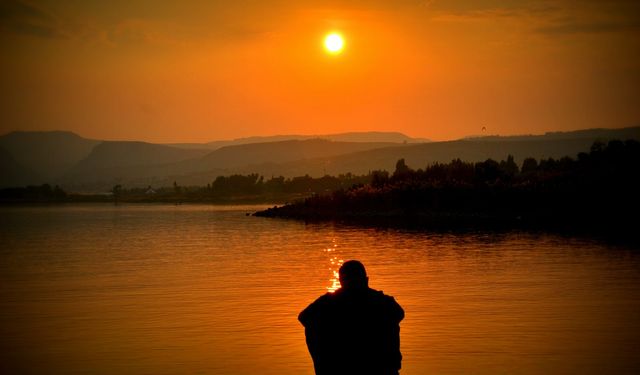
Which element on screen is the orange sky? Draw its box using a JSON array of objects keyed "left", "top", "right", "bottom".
[{"left": 1, "top": 0, "right": 639, "bottom": 143}]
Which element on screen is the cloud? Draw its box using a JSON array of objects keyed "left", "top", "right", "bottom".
[
  {"left": 305, "top": 0, "right": 424, "bottom": 9},
  {"left": 430, "top": 4, "right": 558, "bottom": 22},
  {"left": 106, "top": 19, "right": 174, "bottom": 46},
  {"left": 0, "top": 0, "right": 67, "bottom": 38},
  {"left": 535, "top": 20, "right": 640, "bottom": 35},
  {"left": 0, "top": 1, "right": 191, "bottom": 48},
  {"left": 427, "top": 1, "right": 640, "bottom": 38}
]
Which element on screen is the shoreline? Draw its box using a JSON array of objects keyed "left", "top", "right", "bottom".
[{"left": 254, "top": 207, "right": 639, "bottom": 244}]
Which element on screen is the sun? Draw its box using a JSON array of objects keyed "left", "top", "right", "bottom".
[{"left": 324, "top": 32, "right": 344, "bottom": 55}]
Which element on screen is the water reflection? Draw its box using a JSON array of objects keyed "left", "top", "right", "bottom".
[
  {"left": 325, "top": 239, "right": 343, "bottom": 293},
  {"left": 1, "top": 205, "right": 639, "bottom": 375}
]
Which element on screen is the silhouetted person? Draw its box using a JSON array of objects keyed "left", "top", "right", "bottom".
[{"left": 299, "top": 260, "right": 404, "bottom": 375}]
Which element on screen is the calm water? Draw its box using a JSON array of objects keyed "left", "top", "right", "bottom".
[{"left": 1, "top": 205, "right": 639, "bottom": 374}]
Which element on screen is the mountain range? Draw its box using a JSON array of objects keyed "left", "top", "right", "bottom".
[
  {"left": 0, "top": 127, "right": 638, "bottom": 192},
  {"left": 169, "top": 131, "right": 429, "bottom": 150}
]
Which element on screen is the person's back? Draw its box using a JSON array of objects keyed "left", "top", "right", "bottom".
[{"left": 299, "top": 260, "right": 404, "bottom": 375}]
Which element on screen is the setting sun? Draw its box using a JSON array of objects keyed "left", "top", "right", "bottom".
[{"left": 324, "top": 32, "right": 345, "bottom": 54}]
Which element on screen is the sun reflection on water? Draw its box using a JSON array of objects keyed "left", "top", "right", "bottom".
[{"left": 325, "top": 240, "right": 343, "bottom": 293}]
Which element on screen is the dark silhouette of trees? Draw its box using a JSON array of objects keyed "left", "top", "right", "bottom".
[
  {"left": 0, "top": 184, "right": 68, "bottom": 203},
  {"left": 5, "top": 140, "right": 637, "bottom": 228},
  {"left": 256, "top": 140, "right": 640, "bottom": 235},
  {"left": 212, "top": 173, "right": 262, "bottom": 194},
  {"left": 521, "top": 157, "right": 538, "bottom": 174},
  {"left": 474, "top": 159, "right": 502, "bottom": 183},
  {"left": 499, "top": 155, "right": 519, "bottom": 178},
  {"left": 173, "top": 181, "right": 182, "bottom": 194},
  {"left": 392, "top": 158, "right": 412, "bottom": 180},
  {"left": 111, "top": 184, "right": 122, "bottom": 205},
  {"left": 371, "top": 170, "right": 389, "bottom": 188}
]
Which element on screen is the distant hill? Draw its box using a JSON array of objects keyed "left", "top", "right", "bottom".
[
  {"left": 58, "top": 139, "right": 402, "bottom": 190},
  {"left": 1, "top": 126, "right": 637, "bottom": 192},
  {"left": 169, "top": 131, "right": 428, "bottom": 150},
  {"left": 262, "top": 138, "right": 610, "bottom": 177},
  {"left": 0, "top": 146, "right": 41, "bottom": 187},
  {"left": 322, "top": 132, "right": 429, "bottom": 143},
  {"left": 71, "top": 141, "right": 209, "bottom": 170},
  {"left": 195, "top": 139, "right": 400, "bottom": 170},
  {"left": 62, "top": 141, "right": 210, "bottom": 187},
  {"left": 154, "top": 126, "right": 640, "bottom": 187},
  {"left": 465, "top": 127, "right": 640, "bottom": 141},
  {"left": 229, "top": 126, "right": 640, "bottom": 178},
  {"left": 0, "top": 131, "right": 99, "bottom": 186}
]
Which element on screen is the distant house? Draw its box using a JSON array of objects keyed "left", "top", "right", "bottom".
[{"left": 145, "top": 186, "right": 156, "bottom": 195}]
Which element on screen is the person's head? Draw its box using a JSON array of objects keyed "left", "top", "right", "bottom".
[{"left": 339, "top": 260, "right": 368, "bottom": 290}]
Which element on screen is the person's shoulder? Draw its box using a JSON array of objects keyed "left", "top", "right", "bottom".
[
  {"left": 299, "top": 292, "right": 335, "bottom": 324},
  {"left": 370, "top": 289, "right": 404, "bottom": 319},
  {"left": 369, "top": 288, "right": 396, "bottom": 301}
]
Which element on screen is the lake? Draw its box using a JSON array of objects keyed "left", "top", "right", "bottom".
[{"left": 1, "top": 205, "right": 639, "bottom": 374}]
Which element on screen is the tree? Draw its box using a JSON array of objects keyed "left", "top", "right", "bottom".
[
  {"left": 475, "top": 159, "right": 501, "bottom": 183},
  {"left": 522, "top": 158, "right": 538, "bottom": 173},
  {"left": 393, "top": 158, "right": 412, "bottom": 179},
  {"left": 371, "top": 170, "right": 389, "bottom": 188},
  {"left": 499, "top": 155, "right": 519, "bottom": 177},
  {"left": 112, "top": 184, "right": 122, "bottom": 205}
]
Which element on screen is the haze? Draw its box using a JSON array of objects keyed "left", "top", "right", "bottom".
[{"left": 1, "top": 0, "right": 639, "bottom": 143}]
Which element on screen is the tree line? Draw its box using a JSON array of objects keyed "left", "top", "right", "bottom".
[
  {"left": 0, "top": 184, "right": 67, "bottom": 202},
  {"left": 0, "top": 173, "right": 371, "bottom": 203},
  {"left": 257, "top": 140, "right": 640, "bottom": 234},
  {"left": 3, "top": 139, "right": 638, "bottom": 223},
  {"left": 115, "top": 173, "right": 372, "bottom": 203}
]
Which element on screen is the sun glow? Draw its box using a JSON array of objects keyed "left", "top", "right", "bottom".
[{"left": 324, "top": 32, "right": 345, "bottom": 55}]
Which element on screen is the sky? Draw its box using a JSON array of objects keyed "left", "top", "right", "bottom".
[{"left": 1, "top": 0, "right": 639, "bottom": 143}]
